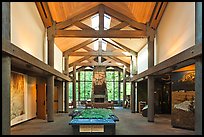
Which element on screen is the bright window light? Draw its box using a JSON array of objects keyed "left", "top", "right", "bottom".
[
  {"left": 91, "top": 14, "right": 99, "bottom": 30},
  {"left": 91, "top": 14, "right": 111, "bottom": 30},
  {"left": 91, "top": 14, "right": 111, "bottom": 51},
  {"left": 93, "top": 40, "right": 107, "bottom": 51}
]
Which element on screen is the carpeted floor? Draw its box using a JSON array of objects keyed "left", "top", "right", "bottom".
[{"left": 11, "top": 107, "right": 195, "bottom": 135}]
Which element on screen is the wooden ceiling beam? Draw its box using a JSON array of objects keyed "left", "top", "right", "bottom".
[
  {"left": 55, "top": 29, "right": 146, "bottom": 38},
  {"left": 73, "top": 21, "right": 94, "bottom": 30},
  {"left": 56, "top": 5, "right": 99, "bottom": 30},
  {"left": 63, "top": 38, "right": 97, "bottom": 56},
  {"left": 75, "top": 62, "right": 124, "bottom": 67},
  {"left": 150, "top": 2, "right": 168, "bottom": 29},
  {"left": 103, "top": 38, "right": 137, "bottom": 55},
  {"left": 109, "top": 21, "right": 129, "bottom": 30},
  {"left": 103, "top": 4, "right": 146, "bottom": 31},
  {"left": 108, "top": 56, "right": 130, "bottom": 67},
  {"left": 69, "top": 56, "right": 92, "bottom": 68},
  {"left": 68, "top": 51, "right": 130, "bottom": 56},
  {"left": 35, "top": 2, "right": 53, "bottom": 28}
]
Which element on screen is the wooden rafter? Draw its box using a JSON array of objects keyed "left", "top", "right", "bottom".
[
  {"left": 53, "top": 4, "right": 148, "bottom": 38},
  {"left": 73, "top": 21, "right": 94, "bottom": 30},
  {"left": 108, "top": 56, "right": 130, "bottom": 68},
  {"left": 35, "top": 2, "right": 53, "bottom": 27},
  {"left": 69, "top": 56, "right": 92, "bottom": 68},
  {"left": 103, "top": 4, "right": 146, "bottom": 31},
  {"left": 109, "top": 21, "right": 129, "bottom": 30},
  {"left": 56, "top": 5, "right": 99, "bottom": 30},
  {"left": 63, "top": 38, "right": 97, "bottom": 56},
  {"left": 82, "top": 47, "right": 130, "bottom": 69},
  {"left": 150, "top": 2, "right": 168, "bottom": 29},
  {"left": 103, "top": 38, "right": 137, "bottom": 55}
]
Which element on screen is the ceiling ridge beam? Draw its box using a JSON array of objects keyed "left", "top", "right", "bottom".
[
  {"left": 102, "top": 4, "right": 146, "bottom": 31},
  {"left": 56, "top": 5, "right": 100, "bottom": 30},
  {"left": 63, "top": 38, "right": 98, "bottom": 56}
]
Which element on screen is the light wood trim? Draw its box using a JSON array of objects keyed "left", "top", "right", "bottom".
[{"left": 56, "top": 5, "right": 99, "bottom": 30}]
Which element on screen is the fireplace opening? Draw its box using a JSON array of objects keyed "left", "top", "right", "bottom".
[{"left": 94, "top": 98, "right": 104, "bottom": 103}]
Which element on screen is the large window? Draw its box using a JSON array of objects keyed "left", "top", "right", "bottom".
[{"left": 79, "top": 71, "right": 93, "bottom": 100}]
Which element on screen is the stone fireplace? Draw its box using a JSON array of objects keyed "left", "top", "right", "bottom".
[{"left": 91, "top": 66, "right": 108, "bottom": 102}]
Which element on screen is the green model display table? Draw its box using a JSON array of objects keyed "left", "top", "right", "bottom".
[{"left": 69, "top": 108, "right": 119, "bottom": 135}]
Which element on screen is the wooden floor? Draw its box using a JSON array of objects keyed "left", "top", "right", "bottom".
[{"left": 11, "top": 107, "right": 195, "bottom": 135}]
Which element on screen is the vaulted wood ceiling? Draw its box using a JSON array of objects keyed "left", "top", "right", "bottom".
[{"left": 35, "top": 2, "right": 168, "bottom": 73}]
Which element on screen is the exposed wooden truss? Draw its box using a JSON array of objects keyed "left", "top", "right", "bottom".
[
  {"left": 53, "top": 4, "right": 153, "bottom": 38},
  {"left": 35, "top": 2, "right": 168, "bottom": 70},
  {"left": 63, "top": 38, "right": 98, "bottom": 56},
  {"left": 68, "top": 51, "right": 130, "bottom": 56}
]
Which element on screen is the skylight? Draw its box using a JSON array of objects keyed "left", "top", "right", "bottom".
[
  {"left": 91, "top": 13, "right": 111, "bottom": 30},
  {"left": 91, "top": 13, "right": 111, "bottom": 51},
  {"left": 93, "top": 39, "right": 107, "bottom": 51}
]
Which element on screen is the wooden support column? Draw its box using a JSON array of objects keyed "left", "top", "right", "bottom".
[
  {"left": 118, "top": 71, "right": 121, "bottom": 105},
  {"left": 47, "top": 21, "right": 55, "bottom": 122},
  {"left": 47, "top": 22, "right": 55, "bottom": 67},
  {"left": 195, "top": 2, "right": 202, "bottom": 135},
  {"left": 73, "top": 65, "right": 77, "bottom": 108},
  {"left": 123, "top": 66, "right": 126, "bottom": 108},
  {"left": 2, "top": 56, "right": 11, "bottom": 135},
  {"left": 57, "top": 81, "right": 63, "bottom": 112},
  {"left": 131, "top": 81, "right": 136, "bottom": 113},
  {"left": 147, "top": 24, "right": 155, "bottom": 122},
  {"left": 78, "top": 71, "right": 80, "bottom": 102},
  {"left": 147, "top": 76, "right": 155, "bottom": 122},
  {"left": 2, "top": 2, "right": 11, "bottom": 135},
  {"left": 47, "top": 75, "right": 54, "bottom": 122},
  {"left": 135, "top": 82, "right": 138, "bottom": 113},
  {"left": 64, "top": 56, "right": 69, "bottom": 112},
  {"left": 130, "top": 53, "right": 137, "bottom": 76}
]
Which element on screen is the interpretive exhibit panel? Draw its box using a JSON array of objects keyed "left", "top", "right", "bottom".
[{"left": 171, "top": 71, "right": 195, "bottom": 130}]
